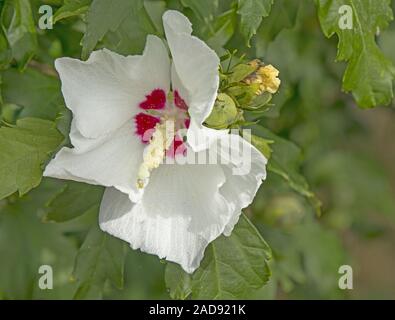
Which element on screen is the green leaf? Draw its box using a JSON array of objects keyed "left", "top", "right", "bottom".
[
  {"left": 44, "top": 182, "right": 104, "bottom": 223},
  {"left": 71, "top": 224, "right": 126, "bottom": 299},
  {"left": 101, "top": 1, "right": 157, "bottom": 56},
  {"left": 144, "top": 0, "right": 167, "bottom": 35},
  {"left": 237, "top": 0, "right": 274, "bottom": 46},
  {"left": 243, "top": 92, "right": 273, "bottom": 111},
  {"left": 0, "top": 118, "right": 63, "bottom": 200},
  {"left": 53, "top": 0, "right": 92, "bottom": 23},
  {"left": 227, "top": 83, "right": 261, "bottom": 106},
  {"left": 1, "top": 0, "right": 38, "bottom": 70},
  {"left": 165, "top": 262, "right": 192, "bottom": 300},
  {"left": 1, "top": 67, "right": 62, "bottom": 120},
  {"left": 81, "top": 0, "right": 145, "bottom": 59},
  {"left": 181, "top": 0, "right": 218, "bottom": 21},
  {"left": 255, "top": 0, "right": 299, "bottom": 56},
  {"left": 250, "top": 134, "right": 274, "bottom": 159},
  {"left": 253, "top": 125, "right": 322, "bottom": 214},
  {"left": 292, "top": 222, "right": 347, "bottom": 297},
  {"left": 256, "top": 220, "right": 347, "bottom": 298},
  {"left": 316, "top": 0, "right": 395, "bottom": 108},
  {"left": 228, "top": 63, "right": 256, "bottom": 83},
  {"left": 0, "top": 23, "right": 12, "bottom": 69},
  {"left": 0, "top": 180, "right": 78, "bottom": 299},
  {"left": 0, "top": 74, "right": 3, "bottom": 106},
  {"left": 258, "top": 226, "right": 306, "bottom": 293},
  {"left": 206, "top": 8, "right": 237, "bottom": 52},
  {"left": 0, "top": 103, "right": 23, "bottom": 123},
  {"left": 165, "top": 214, "right": 272, "bottom": 299}
]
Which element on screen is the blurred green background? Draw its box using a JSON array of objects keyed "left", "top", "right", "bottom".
[{"left": 0, "top": 0, "right": 394, "bottom": 299}]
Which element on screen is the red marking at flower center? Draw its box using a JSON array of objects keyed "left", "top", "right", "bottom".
[
  {"left": 134, "top": 113, "right": 160, "bottom": 143},
  {"left": 139, "top": 89, "right": 166, "bottom": 110},
  {"left": 166, "top": 135, "right": 187, "bottom": 158},
  {"left": 174, "top": 90, "right": 188, "bottom": 110},
  {"left": 135, "top": 89, "right": 189, "bottom": 156}
]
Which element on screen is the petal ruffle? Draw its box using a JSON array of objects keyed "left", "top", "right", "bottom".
[
  {"left": 55, "top": 35, "right": 170, "bottom": 139},
  {"left": 216, "top": 133, "right": 267, "bottom": 235}
]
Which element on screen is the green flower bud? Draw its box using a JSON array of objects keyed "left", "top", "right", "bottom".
[{"left": 205, "top": 93, "right": 239, "bottom": 129}]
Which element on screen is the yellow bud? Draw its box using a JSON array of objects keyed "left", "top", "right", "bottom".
[
  {"left": 243, "top": 62, "right": 281, "bottom": 95},
  {"left": 257, "top": 64, "right": 281, "bottom": 94}
]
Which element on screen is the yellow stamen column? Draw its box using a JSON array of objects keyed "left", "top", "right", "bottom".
[{"left": 136, "top": 119, "right": 175, "bottom": 189}]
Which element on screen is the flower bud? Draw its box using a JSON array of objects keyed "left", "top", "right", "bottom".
[
  {"left": 244, "top": 60, "right": 281, "bottom": 95},
  {"left": 205, "top": 93, "right": 239, "bottom": 129}
]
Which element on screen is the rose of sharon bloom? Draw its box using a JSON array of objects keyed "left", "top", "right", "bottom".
[{"left": 44, "top": 10, "right": 267, "bottom": 273}]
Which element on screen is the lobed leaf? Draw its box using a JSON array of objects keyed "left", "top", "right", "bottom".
[
  {"left": 1, "top": 0, "right": 38, "bottom": 70},
  {"left": 44, "top": 181, "right": 104, "bottom": 223},
  {"left": 165, "top": 214, "right": 272, "bottom": 299},
  {"left": 81, "top": 0, "right": 144, "bottom": 59},
  {"left": 316, "top": 0, "right": 395, "bottom": 108},
  {"left": 0, "top": 118, "right": 63, "bottom": 200},
  {"left": 0, "top": 180, "right": 78, "bottom": 299},
  {"left": 53, "top": 0, "right": 92, "bottom": 23},
  {"left": 71, "top": 224, "right": 126, "bottom": 299},
  {"left": 1, "top": 67, "right": 62, "bottom": 120},
  {"left": 237, "top": 0, "right": 274, "bottom": 46}
]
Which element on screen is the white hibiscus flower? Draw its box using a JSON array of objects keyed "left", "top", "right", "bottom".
[{"left": 44, "top": 10, "right": 267, "bottom": 273}]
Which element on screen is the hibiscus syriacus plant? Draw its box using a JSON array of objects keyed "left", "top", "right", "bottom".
[
  {"left": 43, "top": 10, "right": 281, "bottom": 273},
  {"left": 2, "top": 0, "right": 394, "bottom": 302}
]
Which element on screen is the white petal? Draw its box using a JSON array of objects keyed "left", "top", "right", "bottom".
[
  {"left": 183, "top": 127, "right": 267, "bottom": 233},
  {"left": 99, "top": 162, "right": 233, "bottom": 273},
  {"left": 99, "top": 134, "right": 267, "bottom": 272},
  {"left": 44, "top": 122, "right": 144, "bottom": 202},
  {"left": 217, "top": 134, "right": 267, "bottom": 235},
  {"left": 55, "top": 35, "right": 170, "bottom": 139},
  {"left": 163, "top": 10, "right": 220, "bottom": 150}
]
